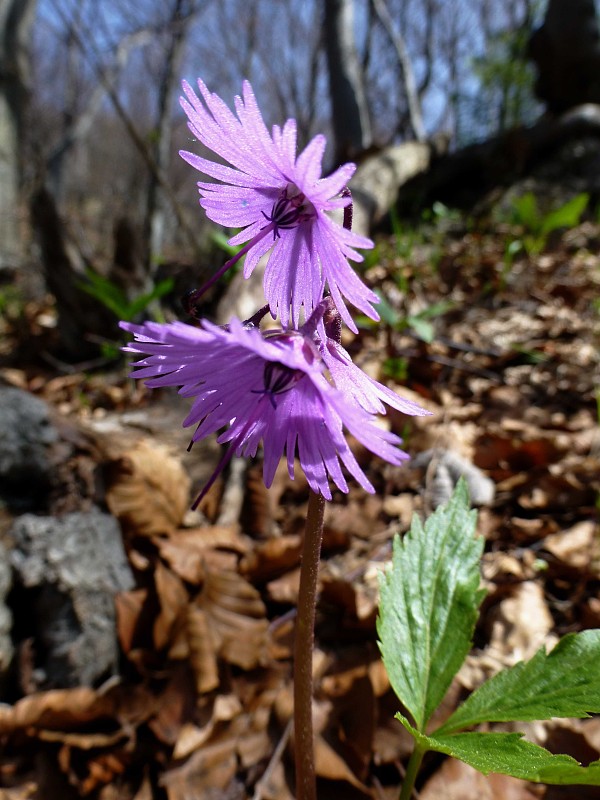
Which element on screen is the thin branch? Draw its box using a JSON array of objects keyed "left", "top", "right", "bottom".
[
  {"left": 46, "top": 27, "right": 152, "bottom": 195},
  {"left": 371, "top": 0, "right": 427, "bottom": 141},
  {"left": 252, "top": 719, "right": 293, "bottom": 800},
  {"left": 418, "top": 0, "right": 435, "bottom": 98},
  {"left": 47, "top": 0, "right": 203, "bottom": 257}
]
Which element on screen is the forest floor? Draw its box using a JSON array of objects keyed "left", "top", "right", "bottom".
[{"left": 1, "top": 201, "right": 600, "bottom": 800}]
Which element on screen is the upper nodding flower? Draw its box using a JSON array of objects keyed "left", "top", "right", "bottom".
[
  {"left": 120, "top": 305, "right": 429, "bottom": 507},
  {"left": 179, "top": 78, "right": 378, "bottom": 332}
]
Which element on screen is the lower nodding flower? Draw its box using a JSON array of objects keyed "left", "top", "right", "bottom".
[{"left": 121, "top": 307, "right": 429, "bottom": 507}]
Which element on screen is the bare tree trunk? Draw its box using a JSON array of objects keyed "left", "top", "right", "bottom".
[
  {"left": 144, "top": 0, "right": 194, "bottom": 275},
  {"left": 0, "top": 0, "right": 36, "bottom": 270},
  {"left": 528, "top": 0, "right": 600, "bottom": 114},
  {"left": 47, "top": 2, "right": 201, "bottom": 261},
  {"left": 46, "top": 27, "right": 152, "bottom": 203},
  {"left": 30, "top": 186, "right": 118, "bottom": 359},
  {"left": 324, "top": 0, "right": 372, "bottom": 163},
  {"left": 371, "top": 0, "right": 426, "bottom": 142}
]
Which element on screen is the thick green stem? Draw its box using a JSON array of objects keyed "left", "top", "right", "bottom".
[
  {"left": 294, "top": 490, "right": 326, "bottom": 800},
  {"left": 399, "top": 743, "right": 426, "bottom": 800}
]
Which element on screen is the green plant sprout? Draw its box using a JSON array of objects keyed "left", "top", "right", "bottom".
[
  {"left": 382, "top": 356, "right": 409, "bottom": 382},
  {"left": 78, "top": 269, "right": 174, "bottom": 360},
  {"left": 208, "top": 229, "right": 247, "bottom": 285},
  {"left": 374, "top": 292, "right": 454, "bottom": 343},
  {"left": 508, "top": 191, "right": 589, "bottom": 255},
  {"left": 378, "top": 480, "right": 600, "bottom": 800},
  {"left": 0, "top": 283, "right": 24, "bottom": 319},
  {"left": 389, "top": 206, "right": 421, "bottom": 261},
  {"left": 79, "top": 267, "right": 174, "bottom": 322}
]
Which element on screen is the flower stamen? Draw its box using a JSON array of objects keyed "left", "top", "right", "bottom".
[
  {"left": 261, "top": 186, "right": 311, "bottom": 240},
  {"left": 252, "top": 361, "right": 304, "bottom": 408}
]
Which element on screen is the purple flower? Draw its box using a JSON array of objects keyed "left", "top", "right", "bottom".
[
  {"left": 120, "top": 312, "right": 429, "bottom": 506},
  {"left": 179, "top": 78, "right": 377, "bottom": 332}
]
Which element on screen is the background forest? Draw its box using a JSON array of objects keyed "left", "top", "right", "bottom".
[
  {"left": 2, "top": 0, "right": 543, "bottom": 288},
  {"left": 2, "top": 1, "right": 600, "bottom": 799}
]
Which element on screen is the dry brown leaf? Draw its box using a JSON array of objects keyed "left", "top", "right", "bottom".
[
  {"left": 381, "top": 492, "right": 416, "bottom": 527},
  {"left": 323, "top": 669, "right": 375, "bottom": 779},
  {"left": 241, "top": 462, "right": 274, "bottom": 538},
  {"left": 153, "top": 562, "right": 189, "bottom": 651},
  {"left": 487, "top": 581, "right": 556, "bottom": 663},
  {"left": 154, "top": 525, "right": 248, "bottom": 585},
  {"left": 173, "top": 695, "right": 242, "bottom": 760},
  {"left": 583, "top": 596, "right": 600, "bottom": 628},
  {"left": 0, "top": 785, "right": 37, "bottom": 800},
  {"left": 76, "top": 750, "right": 127, "bottom": 795},
  {"left": 517, "top": 471, "right": 593, "bottom": 511},
  {"left": 240, "top": 535, "right": 302, "bottom": 581},
  {"left": 481, "top": 551, "right": 529, "bottom": 583},
  {"left": 462, "top": 581, "right": 557, "bottom": 690},
  {"left": 325, "top": 499, "right": 381, "bottom": 541},
  {"left": 543, "top": 521, "right": 598, "bottom": 570},
  {"left": 131, "top": 775, "right": 153, "bottom": 800},
  {"left": 172, "top": 723, "right": 211, "bottom": 762},
  {"left": 238, "top": 709, "right": 272, "bottom": 768},
  {"left": 105, "top": 439, "right": 191, "bottom": 535},
  {"left": 148, "top": 666, "right": 194, "bottom": 745},
  {"left": 160, "top": 736, "right": 238, "bottom": 796},
  {"left": 115, "top": 588, "right": 148, "bottom": 655},
  {"left": 266, "top": 567, "right": 301, "bottom": 604},
  {"left": 198, "top": 568, "right": 269, "bottom": 670},
  {"left": 475, "top": 431, "right": 563, "bottom": 473},
  {"left": 314, "top": 734, "right": 370, "bottom": 792},
  {"left": 320, "top": 553, "right": 383, "bottom": 626},
  {"left": 543, "top": 718, "right": 600, "bottom": 765},
  {"left": 155, "top": 538, "right": 205, "bottom": 585},
  {"left": 37, "top": 728, "right": 126, "bottom": 748},
  {"left": 419, "top": 756, "right": 541, "bottom": 799},
  {"left": 368, "top": 659, "right": 390, "bottom": 698},
  {"left": 186, "top": 607, "right": 220, "bottom": 695},
  {"left": 0, "top": 687, "right": 112, "bottom": 734}
]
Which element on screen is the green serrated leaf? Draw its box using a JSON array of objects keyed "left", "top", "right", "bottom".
[
  {"left": 377, "top": 480, "right": 485, "bottom": 730},
  {"left": 435, "top": 630, "right": 600, "bottom": 735},
  {"left": 396, "top": 714, "right": 600, "bottom": 786},
  {"left": 427, "top": 730, "right": 600, "bottom": 785}
]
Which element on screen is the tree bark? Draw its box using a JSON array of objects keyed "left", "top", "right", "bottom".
[
  {"left": 528, "top": 0, "right": 600, "bottom": 114},
  {"left": 30, "top": 186, "right": 118, "bottom": 360},
  {"left": 0, "top": 0, "right": 36, "bottom": 270},
  {"left": 371, "top": 0, "right": 427, "bottom": 142},
  {"left": 324, "top": 0, "right": 372, "bottom": 163},
  {"left": 144, "top": 0, "right": 194, "bottom": 274}
]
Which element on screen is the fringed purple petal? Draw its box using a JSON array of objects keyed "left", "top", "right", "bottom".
[
  {"left": 121, "top": 317, "right": 423, "bottom": 502},
  {"left": 179, "top": 79, "right": 375, "bottom": 321}
]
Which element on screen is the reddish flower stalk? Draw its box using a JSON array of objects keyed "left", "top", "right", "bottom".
[{"left": 294, "top": 490, "right": 326, "bottom": 800}]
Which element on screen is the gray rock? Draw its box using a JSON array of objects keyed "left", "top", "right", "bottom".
[
  {"left": 0, "top": 541, "right": 13, "bottom": 677},
  {"left": 350, "top": 142, "right": 432, "bottom": 236},
  {"left": 10, "top": 508, "right": 134, "bottom": 688},
  {"left": 412, "top": 448, "right": 495, "bottom": 509},
  {"left": 0, "top": 387, "right": 58, "bottom": 489}
]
